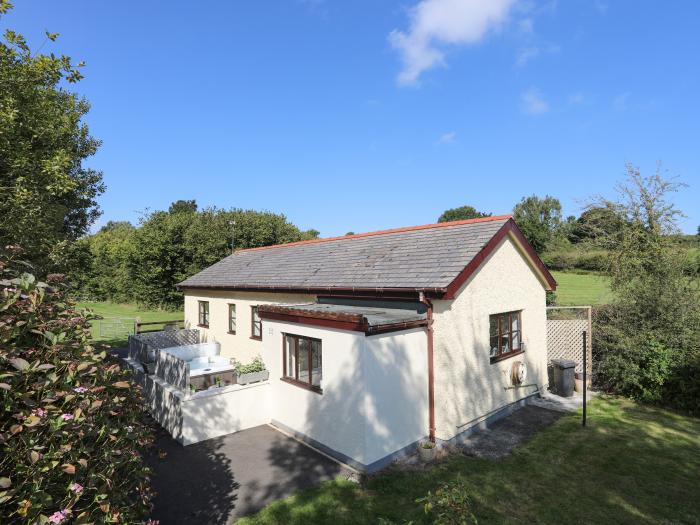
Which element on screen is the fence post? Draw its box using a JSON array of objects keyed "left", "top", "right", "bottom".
[
  {"left": 135, "top": 317, "right": 141, "bottom": 335},
  {"left": 582, "top": 330, "right": 587, "bottom": 427}
]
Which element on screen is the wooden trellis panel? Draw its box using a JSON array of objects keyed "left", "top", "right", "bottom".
[{"left": 546, "top": 308, "right": 592, "bottom": 374}]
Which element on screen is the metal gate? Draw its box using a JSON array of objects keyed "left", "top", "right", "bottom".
[
  {"left": 98, "top": 317, "right": 136, "bottom": 340},
  {"left": 546, "top": 306, "right": 592, "bottom": 374}
]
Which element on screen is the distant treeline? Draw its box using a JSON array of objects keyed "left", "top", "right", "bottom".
[
  {"left": 68, "top": 200, "right": 319, "bottom": 308},
  {"left": 439, "top": 200, "right": 700, "bottom": 275}
]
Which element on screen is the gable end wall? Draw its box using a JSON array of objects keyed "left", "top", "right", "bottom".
[{"left": 431, "top": 235, "right": 547, "bottom": 441}]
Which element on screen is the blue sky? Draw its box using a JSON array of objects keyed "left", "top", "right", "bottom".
[{"left": 5, "top": 0, "right": 699, "bottom": 235}]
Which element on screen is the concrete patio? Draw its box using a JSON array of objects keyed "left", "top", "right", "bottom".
[{"left": 146, "top": 424, "right": 351, "bottom": 524}]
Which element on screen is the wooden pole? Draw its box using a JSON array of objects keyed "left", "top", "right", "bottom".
[{"left": 582, "top": 330, "right": 587, "bottom": 427}]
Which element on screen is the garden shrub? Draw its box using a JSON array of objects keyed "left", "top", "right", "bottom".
[
  {"left": 595, "top": 331, "right": 672, "bottom": 404},
  {"left": 417, "top": 480, "right": 478, "bottom": 525},
  {"left": 0, "top": 247, "right": 154, "bottom": 524}
]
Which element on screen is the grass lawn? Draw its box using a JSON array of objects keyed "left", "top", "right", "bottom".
[
  {"left": 551, "top": 271, "right": 614, "bottom": 306},
  {"left": 76, "top": 301, "right": 182, "bottom": 347},
  {"left": 238, "top": 396, "right": 700, "bottom": 525}
]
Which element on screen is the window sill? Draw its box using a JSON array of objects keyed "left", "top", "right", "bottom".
[
  {"left": 280, "top": 377, "right": 323, "bottom": 394},
  {"left": 250, "top": 336, "right": 262, "bottom": 341},
  {"left": 490, "top": 349, "right": 524, "bottom": 364},
  {"left": 227, "top": 331, "right": 236, "bottom": 335},
  {"left": 197, "top": 324, "right": 209, "bottom": 329}
]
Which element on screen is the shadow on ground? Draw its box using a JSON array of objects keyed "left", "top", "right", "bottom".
[
  {"left": 146, "top": 424, "right": 345, "bottom": 524},
  {"left": 460, "top": 405, "right": 563, "bottom": 460}
]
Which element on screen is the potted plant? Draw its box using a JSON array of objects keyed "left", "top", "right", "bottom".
[
  {"left": 234, "top": 356, "right": 269, "bottom": 385},
  {"left": 418, "top": 441, "right": 437, "bottom": 462}
]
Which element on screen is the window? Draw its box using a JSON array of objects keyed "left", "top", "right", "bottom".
[
  {"left": 198, "top": 301, "right": 209, "bottom": 327},
  {"left": 489, "top": 311, "right": 522, "bottom": 363},
  {"left": 251, "top": 305, "right": 262, "bottom": 340},
  {"left": 283, "top": 334, "right": 322, "bottom": 392},
  {"left": 228, "top": 304, "right": 236, "bottom": 334}
]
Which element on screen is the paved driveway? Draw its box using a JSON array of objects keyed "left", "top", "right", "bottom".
[{"left": 146, "top": 425, "right": 348, "bottom": 524}]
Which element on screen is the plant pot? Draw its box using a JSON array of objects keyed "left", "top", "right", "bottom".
[
  {"left": 418, "top": 443, "right": 436, "bottom": 462},
  {"left": 574, "top": 372, "right": 591, "bottom": 393},
  {"left": 235, "top": 369, "right": 269, "bottom": 385}
]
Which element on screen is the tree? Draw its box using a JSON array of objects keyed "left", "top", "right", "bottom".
[
  {"left": 512, "top": 195, "right": 563, "bottom": 253},
  {"left": 0, "top": 4, "right": 105, "bottom": 274},
  {"left": 168, "top": 199, "right": 198, "bottom": 214},
  {"left": 69, "top": 221, "right": 136, "bottom": 302},
  {"left": 569, "top": 205, "right": 625, "bottom": 244},
  {"left": 592, "top": 164, "right": 700, "bottom": 409},
  {"left": 437, "top": 205, "right": 491, "bottom": 223},
  {"left": 128, "top": 206, "right": 319, "bottom": 308}
]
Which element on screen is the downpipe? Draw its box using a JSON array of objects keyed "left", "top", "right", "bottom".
[{"left": 419, "top": 292, "right": 436, "bottom": 443}]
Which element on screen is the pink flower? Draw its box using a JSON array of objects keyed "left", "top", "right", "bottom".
[
  {"left": 32, "top": 408, "right": 47, "bottom": 417},
  {"left": 70, "top": 482, "right": 83, "bottom": 494},
  {"left": 48, "top": 511, "right": 66, "bottom": 523},
  {"left": 61, "top": 413, "right": 74, "bottom": 421},
  {"left": 73, "top": 386, "right": 88, "bottom": 393}
]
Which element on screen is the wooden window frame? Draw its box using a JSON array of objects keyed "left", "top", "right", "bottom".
[
  {"left": 250, "top": 305, "right": 262, "bottom": 340},
  {"left": 198, "top": 300, "right": 209, "bottom": 328},
  {"left": 489, "top": 310, "right": 523, "bottom": 364},
  {"left": 228, "top": 303, "right": 236, "bottom": 334},
  {"left": 282, "top": 333, "right": 322, "bottom": 394}
]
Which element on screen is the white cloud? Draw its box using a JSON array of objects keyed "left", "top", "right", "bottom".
[
  {"left": 438, "top": 131, "right": 457, "bottom": 144},
  {"left": 389, "top": 0, "right": 518, "bottom": 86},
  {"left": 521, "top": 88, "right": 549, "bottom": 114},
  {"left": 516, "top": 46, "right": 539, "bottom": 66},
  {"left": 518, "top": 17, "right": 533, "bottom": 34}
]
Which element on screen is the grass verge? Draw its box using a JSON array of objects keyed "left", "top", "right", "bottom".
[
  {"left": 76, "top": 301, "right": 183, "bottom": 347},
  {"left": 551, "top": 271, "right": 614, "bottom": 306},
  {"left": 238, "top": 396, "right": 700, "bottom": 524}
]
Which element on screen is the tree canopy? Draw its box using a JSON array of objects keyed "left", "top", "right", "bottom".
[
  {"left": 70, "top": 202, "right": 320, "bottom": 308},
  {"left": 593, "top": 165, "right": 700, "bottom": 410},
  {"left": 0, "top": 3, "right": 104, "bottom": 273},
  {"left": 512, "top": 195, "right": 563, "bottom": 253},
  {"left": 437, "top": 205, "right": 491, "bottom": 223}
]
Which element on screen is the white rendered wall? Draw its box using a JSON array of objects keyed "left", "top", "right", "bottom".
[
  {"left": 183, "top": 290, "right": 314, "bottom": 363},
  {"left": 363, "top": 329, "right": 428, "bottom": 465},
  {"left": 263, "top": 321, "right": 369, "bottom": 464},
  {"left": 263, "top": 320, "right": 429, "bottom": 468},
  {"left": 432, "top": 235, "right": 548, "bottom": 441},
  {"left": 180, "top": 382, "right": 270, "bottom": 445}
]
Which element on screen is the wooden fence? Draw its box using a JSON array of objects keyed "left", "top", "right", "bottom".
[{"left": 135, "top": 319, "right": 185, "bottom": 334}]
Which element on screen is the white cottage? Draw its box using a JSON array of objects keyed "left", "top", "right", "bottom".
[{"left": 177, "top": 215, "right": 557, "bottom": 472}]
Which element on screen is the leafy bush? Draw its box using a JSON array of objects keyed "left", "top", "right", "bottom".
[
  {"left": 541, "top": 249, "right": 608, "bottom": 272},
  {"left": 235, "top": 356, "right": 266, "bottom": 375},
  {"left": 0, "top": 248, "right": 154, "bottom": 523},
  {"left": 417, "top": 480, "right": 478, "bottom": 524},
  {"left": 595, "top": 331, "right": 672, "bottom": 404},
  {"left": 664, "top": 356, "right": 700, "bottom": 414}
]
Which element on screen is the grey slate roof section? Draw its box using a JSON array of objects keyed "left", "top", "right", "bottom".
[
  {"left": 178, "top": 218, "right": 510, "bottom": 291},
  {"left": 272, "top": 303, "right": 427, "bottom": 327}
]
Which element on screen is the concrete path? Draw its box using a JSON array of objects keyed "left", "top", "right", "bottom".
[
  {"left": 459, "top": 391, "right": 599, "bottom": 460},
  {"left": 460, "top": 405, "right": 563, "bottom": 460},
  {"left": 530, "top": 389, "right": 599, "bottom": 413},
  {"left": 146, "top": 424, "right": 349, "bottom": 524}
]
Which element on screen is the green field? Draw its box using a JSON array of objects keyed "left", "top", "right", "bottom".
[
  {"left": 551, "top": 271, "right": 614, "bottom": 306},
  {"left": 76, "top": 301, "right": 183, "bottom": 346},
  {"left": 239, "top": 396, "right": 700, "bottom": 525}
]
